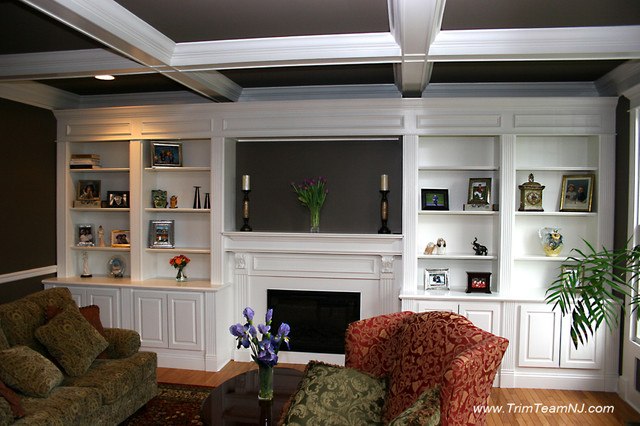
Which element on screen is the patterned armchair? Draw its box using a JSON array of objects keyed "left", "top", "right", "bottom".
[{"left": 345, "top": 311, "right": 509, "bottom": 425}]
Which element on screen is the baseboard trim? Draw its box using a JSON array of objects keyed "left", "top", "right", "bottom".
[{"left": 0, "top": 266, "right": 57, "bottom": 284}]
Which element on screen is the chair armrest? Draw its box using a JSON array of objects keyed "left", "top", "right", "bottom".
[
  {"left": 102, "top": 328, "right": 141, "bottom": 359},
  {"left": 344, "top": 311, "right": 413, "bottom": 378},
  {"left": 439, "top": 335, "right": 508, "bottom": 426}
]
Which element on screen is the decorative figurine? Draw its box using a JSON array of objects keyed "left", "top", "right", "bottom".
[
  {"left": 472, "top": 237, "right": 488, "bottom": 256},
  {"left": 424, "top": 242, "right": 436, "bottom": 255},
  {"left": 193, "top": 186, "right": 202, "bottom": 209},
  {"left": 170, "top": 195, "right": 178, "bottom": 208},
  {"left": 518, "top": 173, "right": 545, "bottom": 211},
  {"left": 539, "top": 227, "right": 564, "bottom": 256},
  {"left": 97, "top": 225, "right": 106, "bottom": 247},
  {"left": 81, "top": 251, "right": 92, "bottom": 278},
  {"left": 204, "top": 192, "right": 210, "bottom": 209},
  {"left": 436, "top": 238, "right": 446, "bottom": 255}
]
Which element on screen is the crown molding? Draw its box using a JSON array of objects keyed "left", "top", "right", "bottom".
[
  {"left": 78, "top": 90, "right": 209, "bottom": 109},
  {"left": 595, "top": 60, "right": 640, "bottom": 97},
  {"left": 238, "top": 84, "right": 401, "bottom": 102},
  {"left": 422, "top": 82, "right": 601, "bottom": 98},
  {"left": 171, "top": 33, "right": 401, "bottom": 70},
  {"left": 429, "top": 26, "right": 640, "bottom": 61}
]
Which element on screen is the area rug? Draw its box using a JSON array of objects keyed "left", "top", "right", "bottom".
[{"left": 120, "top": 383, "right": 213, "bottom": 425}]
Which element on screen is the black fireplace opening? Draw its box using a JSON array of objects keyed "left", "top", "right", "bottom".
[{"left": 267, "top": 290, "right": 361, "bottom": 354}]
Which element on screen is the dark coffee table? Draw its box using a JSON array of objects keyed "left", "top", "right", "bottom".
[{"left": 200, "top": 367, "right": 304, "bottom": 425}]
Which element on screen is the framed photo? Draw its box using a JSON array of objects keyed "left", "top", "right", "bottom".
[
  {"left": 111, "top": 229, "right": 131, "bottom": 247},
  {"left": 466, "top": 272, "right": 492, "bottom": 294},
  {"left": 77, "top": 180, "right": 101, "bottom": 201},
  {"left": 148, "top": 220, "right": 175, "bottom": 248},
  {"left": 151, "top": 142, "right": 182, "bottom": 167},
  {"left": 421, "top": 189, "right": 449, "bottom": 211},
  {"left": 107, "top": 191, "right": 129, "bottom": 208},
  {"left": 467, "top": 178, "right": 491, "bottom": 205},
  {"left": 560, "top": 174, "right": 595, "bottom": 212},
  {"left": 424, "top": 268, "right": 450, "bottom": 290},
  {"left": 76, "top": 224, "right": 95, "bottom": 247},
  {"left": 561, "top": 265, "right": 583, "bottom": 287},
  {"left": 151, "top": 189, "right": 168, "bottom": 208}
]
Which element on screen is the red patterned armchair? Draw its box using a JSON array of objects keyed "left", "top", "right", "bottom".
[{"left": 345, "top": 311, "right": 508, "bottom": 425}]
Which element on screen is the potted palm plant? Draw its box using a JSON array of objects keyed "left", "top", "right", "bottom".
[{"left": 545, "top": 240, "right": 640, "bottom": 348}]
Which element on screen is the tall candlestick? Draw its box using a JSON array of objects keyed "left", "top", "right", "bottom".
[
  {"left": 242, "top": 175, "right": 250, "bottom": 191},
  {"left": 380, "top": 174, "right": 389, "bottom": 191}
]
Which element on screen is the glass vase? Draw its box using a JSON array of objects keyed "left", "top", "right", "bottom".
[
  {"left": 175, "top": 267, "right": 187, "bottom": 282},
  {"left": 309, "top": 208, "right": 320, "bottom": 233},
  {"left": 257, "top": 363, "right": 274, "bottom": 401}
]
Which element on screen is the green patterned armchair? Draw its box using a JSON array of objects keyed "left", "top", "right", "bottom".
[{"left": 0, "top": 287, "right": 157, "bottom": 425}]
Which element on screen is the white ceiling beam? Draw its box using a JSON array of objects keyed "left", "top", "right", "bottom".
[
  {"left": 429, "top": 26, "right": 640, "bottom": 61},
  {"left": 19, "top": 0, "right": 241, "bottom": 101},
  {"left": 171, "top": 33, "right": 401, "bottom": 70},
  {"left": 0, "top": 81, "right": 79, "bottom": 109},
  {"left": 595, "top": 60, "right": 640, "bottom": 97},
  {"left": 388, "top": 0, "right": 446, "bottom": 97}
]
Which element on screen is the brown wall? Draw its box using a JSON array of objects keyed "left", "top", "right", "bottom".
[{"left": 0, "top": 98, "right": 56, "bottom": 303}]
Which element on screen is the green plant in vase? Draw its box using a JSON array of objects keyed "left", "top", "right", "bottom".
[
  {"left": 545, "top": 239, "right": 640, "bottom": 348},
  {"left": 229, "top": 307, "right": 291, "bottom": 400},
  {"left": 291, "top": 177, "right": 328, "bottom": 232}
]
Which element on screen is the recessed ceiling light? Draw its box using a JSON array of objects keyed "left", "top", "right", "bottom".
[{"left": 94, "top": 75, "right": 115, "bottom": 81}]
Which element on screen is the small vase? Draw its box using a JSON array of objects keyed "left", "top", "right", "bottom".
[
  {"left": 309, "top": 208, "right": 320, "bottom": 233},
  {"left": 539, "top": 227, "right": 564, "bottom": 257},
  {"left": 257, "top": 363, "right": 274, "bottom": 401},
  {"left": 175, "top": 267, "right": 187, "bottom": 282}
]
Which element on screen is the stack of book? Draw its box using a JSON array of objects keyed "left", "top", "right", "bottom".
[{"left": 70, "top": 154, "right": 101, "bottom": 169}]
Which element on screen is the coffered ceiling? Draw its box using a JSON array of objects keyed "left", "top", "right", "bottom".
[{"left": 1, "top": 0, "right": 639, "bottom": 109}]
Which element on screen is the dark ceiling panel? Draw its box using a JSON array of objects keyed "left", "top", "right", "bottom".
[
  {"left": 220, "top": 64, "right": 395, "bottom": 88},
  {"left": 114, "top": 0, "right": 389, "bottom": 42},
  {"left": 0, "top": 0, "right": 103, "bottom": 54},
  {"left": 430, "top": 60, "right": 626, "bottom": 83},
  {"left": 37, "top": 73, "right": 189, "bottom": 96},
  {"left": 442, "top": 0, "right": 640, "bottom": 30}
]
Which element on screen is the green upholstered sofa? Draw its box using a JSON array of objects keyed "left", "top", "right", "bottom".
[{"left": 0, "top": 287, "right": 157, "bottom": 425}]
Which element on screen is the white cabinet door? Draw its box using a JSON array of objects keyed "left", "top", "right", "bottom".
[
  {"left": 133, "top": 291, "right": 168, "bottom": 348},
  {"left": 86, "top": 288, "right": 121, "bottom": 328},
  {"left": 459, "top": 302, "right": 501, "bottom": 335},
  {"left": 415, "top": 300, "right": 459, "bottom": 313},
  {"left": 559, "top": 314, "right": 604, "bottom": 370},
  {"left": 66, "top": 287, "right": 84, "bottom": 307},
  {"left": 167, "top": 292, "right": 203, "bottom": 351},
  {"left": 518, "top": 303, "right": 561, "bottom": 368}
]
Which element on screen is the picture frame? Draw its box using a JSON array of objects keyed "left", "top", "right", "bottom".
[
  {"left": 148, "top": 220, "right": 175, "bottom": 248},
  {"left": 151, "top": 189, "right": 168, "bottom": 208},
  {"left": 76, "top": 224, "right": 95, "bottom": 247},
  {"left": 107, "top": 191, "right": 129, "bottom": 208},
  {"left": 424, "top": 268, "right": 450, "bottom": 290},
  {"left": 421, "top": 188, "right": 449, "bottom": 211},
  {"left": 111, "top": 229, "right": 131, "bottom": 247},
  {"left": 467, "top": 178, "right": 491, "bottom": 205},
  {"left": 466, "top": 271, "right": 492, "bottom": 293},
  {"left": 560, "top": 174, "right": 595, "bottom": 212},
  {"left": 77, "top": 180, "right": 101, "bottom": 201},
  {"left": 151, "top": 142, "right": 182, "bottom": 167},
  {"left": 561, "top": 265, "right": 583, "bottom": 287}
]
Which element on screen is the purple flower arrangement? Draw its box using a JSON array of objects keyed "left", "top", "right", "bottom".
[
  {"left": 291, "top": 176, "right": 328, "bottom": 231},
  {"left": 229, "top": 307, "right": 291, "bottom": 367}
]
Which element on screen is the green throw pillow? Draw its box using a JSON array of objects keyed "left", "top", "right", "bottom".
[
  {"left": 0, "top": 346, "right": 63, "bottom": 397},
  {"left": 388, "top": 387, "right": 441, "bottom": 426},
  {"left": 281, "top": 362, "right": 386, "bottom": 425},
  {"left": 35, "top": 307, "right": 108, "bottom": 377}
]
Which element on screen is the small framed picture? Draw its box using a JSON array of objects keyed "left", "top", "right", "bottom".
[
  {"left": 421, "top": 189, "right": 449, "bottom": 211},
  {"left": 424, "top": 268, "right": 450, "bottom": 290},
  {"left": 111, "top": 230, "right": 131, "bottom": 247},
  {"left": 151, "top": 189, "right": 168, "bottom": 208},
  {"left": 77, "top": 224, "right": 95, "bottom": 247},
  {"left": 560, "top": 174, "right": 595, "bottom": 212},
  {"left": 467, "top": 178, "right": 491, "bottom": 205},
  {"left": 107, "top": 191, "right": 129, "bottom": 208},
  {"left": 148, "top": 220, "right": 175, "bottom": 248},
  {"left": 151, "top": 142, "right": 182, "bottom": 167},
  {"left": 561, "top": 265, "right": 583, "bottom": 287},
  {"left": 77, "top": 180, "right": 101, "bottom": 201},
  {"left": 466, "top": 272, "right": 492, "bottom": 294}
]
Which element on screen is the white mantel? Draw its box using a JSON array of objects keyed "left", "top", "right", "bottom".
[{"left": 223, "top": 232, "right": 403, "bottom": 364}]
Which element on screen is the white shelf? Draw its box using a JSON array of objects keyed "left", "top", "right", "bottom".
[
  {"left": 145, "top": 166, "right": 210, "bottom": 172},
  {"left": 515, "top": 166, "right": 598, "bottom": 172},
  {"left": 419, "top": 166, "right": 499, "bottom": 171},
  {"left": 145, "top": 208, "right": 211, "bottom": 213},
  {"left": 418, "top": 254, "right": 497, "bottom": 260},
  {"left": 419, "top": 210, "right": 498, "bottom": 216},
  {"left": 70, "top": 246, "right": 130, "bottom": 252},
  {"left": 70, "top": 167, "right": 129, "bottom": 173},
  {"left": 71, "top": 208, "right": 130, "bottom": 212},
  {"left": 515, "top": 211, "right": 596, "bottom": 217},
  {"left": 514, "top": 255, "right": 570, "bottom": 262},
  {"left": 145, "top": 247, "right": 211, "bottom": 254}
]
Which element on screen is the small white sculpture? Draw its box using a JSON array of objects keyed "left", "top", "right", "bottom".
[
  {"left": 81, "top": 251, "right": 92, "bottom": 277},
  {"left": 97, "top": 225, "right": 106, "bottom": 247},
  {"left": 436, "top": 238, "right": 447, "bottom": 255}
]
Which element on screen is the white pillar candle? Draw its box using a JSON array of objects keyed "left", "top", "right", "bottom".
[
  {"left": 380, "top": 174, "right": 389, "bottom": 191},
  {"left": 242, "top": 175, "right": 250, "bottom": 191}
]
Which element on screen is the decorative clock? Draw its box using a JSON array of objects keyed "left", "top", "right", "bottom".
[{"left": 518, "top": 173, "right": 545, "bottom": 211}]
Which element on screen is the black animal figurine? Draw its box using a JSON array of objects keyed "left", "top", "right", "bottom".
[{"left": 472, "top": 237, "right": 488, "bottom": 256}]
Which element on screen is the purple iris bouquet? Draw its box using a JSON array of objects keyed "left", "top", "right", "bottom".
[{"left": 229, "top": 307, "right": 291, "bottom": 367}]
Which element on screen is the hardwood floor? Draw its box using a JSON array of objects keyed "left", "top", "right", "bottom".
[{"left": 158, "top": 361, "right": 640, "bottom": 425}]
